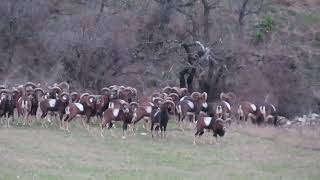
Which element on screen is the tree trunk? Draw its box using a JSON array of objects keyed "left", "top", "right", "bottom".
[
  {"left": 238, "top": 0, "right": 249, "bottom": 38},
  {"left": 203, "top": 6, "right": 210, "bottom": 42}
]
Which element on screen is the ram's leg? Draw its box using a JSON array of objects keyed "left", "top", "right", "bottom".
[
  {"left": 122, "top": 123, "right": 128, "bottom": 139},
  {"left": 85, "top": 116, "right": 91, "bottom": 132},
  {"left": 7, "top": 116, "right": 11, "bottom": 128},
  {"left": 179, "top": 115, "right": 185, "bottom": 132},
  {"left": 100, "top": 126, "right": 105, "bottom": 137},
  {"left": 150, "top": 123, "right": 154, "bottom": 138},
  {"left": 23, "top": 112, "right": 27, "bottom": 126}
]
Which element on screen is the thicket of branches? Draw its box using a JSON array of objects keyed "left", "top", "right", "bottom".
[{"left": 0, "top": 0, "right": 319, "bottom": 116}]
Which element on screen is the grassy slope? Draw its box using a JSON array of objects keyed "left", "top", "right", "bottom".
[{"left": 0, "top": 121, "right": 320, "bottom": 180}]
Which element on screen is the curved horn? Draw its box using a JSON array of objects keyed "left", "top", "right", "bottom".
[
  {"left": 168, "top": 93, "right": 179, "bottom": 103},
  {"left": 34, "top": 88, "right": 45, "bottom": 96},
  {"left": 52, "top": 86, "right": 62, "bottom": 95},
  {"left": 191, "top": 92, "right": 201, "bottom": 100},
  {"left": 15, "top": 86, "right": 25, "bottom": 96},
  {"left": 109, "top": 85, "right": 118, "bottom": 90},
  {"left": 163, "top": 100, "right": 175, "bottom": 109},
  {"left": 71, "top": 92, "right": 79, "bottom": 96},
  {"left": 162, "top": 86, "right": 172, "bottom": 94},
  {"left": 179, "top": 88, "right": 189, "bottom": 97},
  {"left": 0, "top": 89, "right": 9, "bottom": 94},
  {"left": 24, "top": 82, "right": 38, "bottom": 89},
  {"left": 227, "top": 92, "right": 237, "bottom": 98},
  {"left": 161, "top": 92, "right": 168, "bottom": 99},
  {"left": 129, "top": 102, "right": 138, "bottom": 110},
  {"left": 80, "top": 93, "right": 89, "bottom": 101},
  {"left": 170, "top": 87, "right": 180, "bottom": 95},
  {"left": 59, "top": 92, "right": 69, "bottom": 103},
  {"left": 153, "top": 97, "right": 164, "bottom": 107},
  {"left": 58, "top": 82, "right": 70, "bottom": 92},
  {"left": 215, "top": 118, "right": 225, "bottom": 124},
  {"left": 86, "top": 95, "right": 96, "bottom": 107},
  {"left": 171, "top": 87, "right": 181, "bottom": 94},
  {"left": 220, "top": 92, "right": 236, "bottom": 102},
  {"left": 151, "top": 92, "right": 161, "bottom": 102},
  {"left": 101, "top": 87, "right": 111, "bottom": 95},
  {"left": 71, "top": 92, "right": 80, "bottom": 102},
  {"left": 11, "top": 88, "right": 19, "bottom": 94},
  {"left": 124, "top": 87, "right": 133, "bottom": 94},
  {"left": 0, "top": 85, "right": 6, "bottom": 90}
]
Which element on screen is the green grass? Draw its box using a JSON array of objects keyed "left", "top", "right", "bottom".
[{"left": 0, "top": 120, "right": 320, "bottom": 180}]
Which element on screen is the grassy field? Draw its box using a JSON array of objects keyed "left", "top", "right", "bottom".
[{"left": 0, "top": 120, "right": 320, "bottom": 180}]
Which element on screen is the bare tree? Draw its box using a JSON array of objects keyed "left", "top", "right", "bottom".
[
  {"left": 237, "top": 0, "right": 265, "bottom": 33},
  {"left": 200, "top": 0, "right": 221, "bottom": 41},
  {"left": 174, "top": 0, "right": 221, "bottom": 41}
]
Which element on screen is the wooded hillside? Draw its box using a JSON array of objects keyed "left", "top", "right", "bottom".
[{"left": 0, "top": 0, "right": 319, "bottom": 116}]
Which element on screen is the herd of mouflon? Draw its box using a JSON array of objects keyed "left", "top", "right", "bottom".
[{"left": 0, "top": 82, "right": 278, "bottom": 144}]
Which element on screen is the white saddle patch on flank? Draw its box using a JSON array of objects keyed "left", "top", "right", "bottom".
[
  {"left": 222, "top": 101, "right": 231, "bottom": 111},
  {"left": 259, "top": 106, "right": 266, "bottom": 115},
  {"left": 250, "top": 103, "right": 257, "bottom": 111},
  {"left": 180, "top": 96, "right": 188, "bottom": 101},
  {"left": 186, "top": 100, "right": 194, "bottom": 109},
  {"left": 75, "top": 103, "right": 84, "bottom": 112},
  {"left": 154, "top": 110, "right": 160, "bottom": 118},
  {"left": 1, "top": 94, "right": 6, "bottom": 100},
  {"left": 202, "top": 102, "right": 208, "bottom": 109},
  {"left": 113, "top": 108, "right": 120, "bottom": 117},
  {"left": 177, "top": 105, "right": 182, "bottom": 114},
  {"left": 48, "top": 99, "right": 56, "bottom": 108},
  {"left": 216, "top": 105, "right": 223, "bottom": 114},
  {"left": 145, "top": 106, "right": 152, "bottom": 114},
  {"left": 204, "top": 117, "right": 212, "bottom": 126},
  {"left": 270, "top": 104, "right": 276, "bottom": 112},
  {"left": 65, "top": 106, "right": 70, "bottom": 115},
  {"left": 108, "top": 102, "right": 114, "bottom": 109},
  {"left": 238, "top": 105, "right": 243, "bottom": 115}
]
